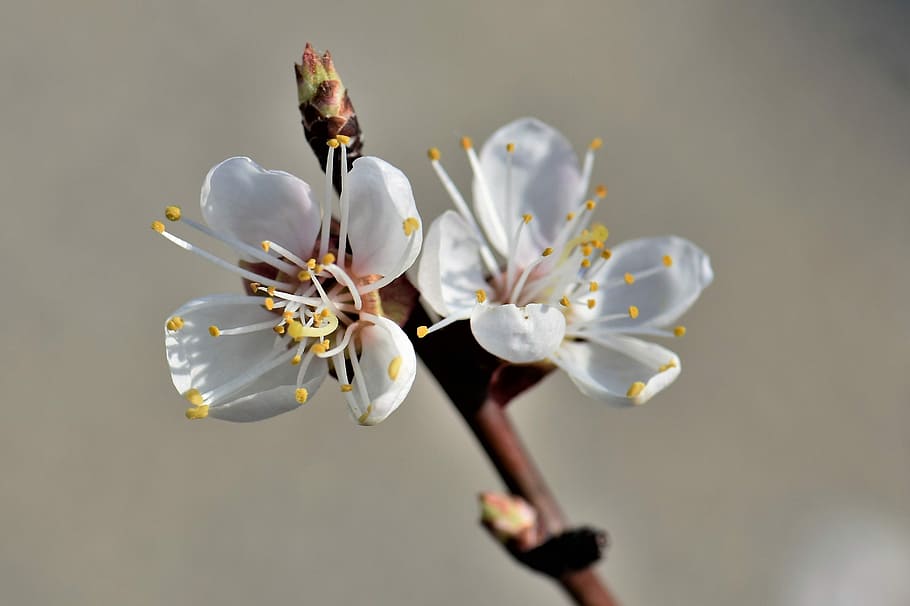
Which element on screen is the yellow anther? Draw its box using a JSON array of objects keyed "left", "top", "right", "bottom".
[
  {"left": 314, "top": 264, "right": 324, "bottom": 274},
  {"left": 522, "top": 213, "right": 533, "bottom": 224},
  {"left": 282, "top": 310, "right": 294, "bottom": 321},
  {"left": 403, "top": 217, "right": 420, "bottom": 236},
  {"left": 208, "top": 325, "right": 221, "bottom": 337},
  {"left": 164, "top": 205, "right": 182, "bottom": 221},
  {"left": 295, "top": 388, "right": 309, "bottom": 404},
  {"left": 427, "top": 147, "right": 441, "bottom": 161},
  {"left": 585, "top": 199, "right": 596, "bottom": 211},
  {"left": 542, "top": 247, "right": 554, "bottom": 257},
  {"left": 340, "top": 384, "right": 354, "bottom": 393},
  {"left": 595, "top": 184, "right": 608, "bottom": 198},
  {"left": 185, "top": 404, "right": 209, "bottom": 420},
  {"left": 166, "top": 316, "right": 185, "bottom": 331},
  {"left": 589, "top": 281, "right": 599, "bottom": 292},
  {"left": 566, "top": 212, "right": 576, "bottom": 221},
  {"left": 184, "top": 389, "right": 204, "bottom": 406},
  {"left": 589, "top": 137, "right": 603, "bottom": 150},
  {"left": 261, "top": 240, "right": 270, "bottom": 252},
  {"left": 286, "top": 319, "right": 305, "bottom": 340},
  {"left": 357, "top": 403, "right": 374, "bottom": 425},
  {"left": 336, "top": 134, "right": 351, "bottom": 145},
  {"left": 310, "top": 341, "right": 328, "bottom": 355},
  {"left": 560, "top": 296, "right": 571, "bottom": 307},
  {"left": 306, "top": 258, "right": 317, "bottom": 270},
  {"left": 591, "top": 240, "right": 604, "bottom": 249},
  {"left": 267, "top": 286, "right": 276, "bottom": 296},
  {"left": 628, "top": 305, "right": 640, "bottom": 319},
  {"left": 291, "top": 354, "right": 302, "bottom": 365},
  {"left": 580, "top": 258, "right": 591, "bottom": 268},
  {"left": 663, "top": 254, "right": 673, "bottom": 267},
  {"left": 658, "top": 359, "right": 678, "bottom": 373},
  {"left": 506, "top": 142, "right": 516, "bottom": 153},
  {"left": 475, "top": 289, "right": 487, "bottom": 303},
  {"left": 460, "top": 136, "right": 473, "bottom": 149},
  {"left": 318, "top": 308, "right": 330, "bottom": 320},
  {"left": 673, "top": 325, "right": 687, "bottom": 337},
  {"left": 327, "top": 138, "right": 339, "bottom": 148},
  {"left": 273, "top": 325, "right": 285, "bottom": 335},
  {"left": 626, "top": 381, "right": 646, "bottom": 398},
  {"left": 264, "top": 298, "right": 275, "bottom": 310},
  {"left": 388, "top": 356, "right": 403, "bottom": 381},
  {"left": 322, "top": 253, "right": 336, "bottom": 265},
  {"left": 587, "top": 299, "right": 596, "bottom": 309},
  {"left": 321, "top": 339, "right": 330, "bottom": 349},
  {"left": 601, "top": 249, "right": 612, "bottom": 260},
  {"left": 151, "top": 220, "right": 165, "bottom": 233},
  {"left": 297, "top": 270, "right": 311, "bottom": 281},
  {"left": 624, "top": 272, "right": 635, "bottom": 285},
  {"left": 249, "top": 281, "right": 260, "bottom": 293},
  {"left": 582, "top": 244, "right": 593, "bottom": 257},
  {"left": 416, "top": 326, "right": 429, "bottom": 338}
]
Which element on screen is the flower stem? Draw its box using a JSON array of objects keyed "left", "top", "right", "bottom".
[{"left": 406, "top": 307, "right": 620, "bottom": 606}]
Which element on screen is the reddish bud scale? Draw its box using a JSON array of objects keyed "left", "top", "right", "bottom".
[{"left": 295, "top": 43, "right": 363, "bottom": 195}]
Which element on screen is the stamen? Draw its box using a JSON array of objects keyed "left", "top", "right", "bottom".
[
  {"left": 628, "top": 305, "right": 639, "bottom": 319},
  {"left": 585, "top": 199, "right": 596, "bottom": 211},
  {"left": 388, "top": 356, "right": 402, "bottom": 381},
  {"left": 624, "top": 273, "right": 635, "bottom": 285},
  {"left": 164, "top": 206, "right": 181, "bottom": 221},
  {"left": 601, "top": 249, "right": 612, "bottom": 260},
  {"left": 166, "top": 316, "right": 184, "bottom": 331},
  {"left": 208, "top": 325, "right": 221, "bottom": 337},
  {"left": 428, "top": 146, "right": 500, "bottom": 276},
  {"left": 595, "top": 184, "right": 607, "bottom": 199},
  {"left": 184, "top": 388, "right": 203, "bottom": 406},
  {"left": 185, "top": 405, "right": 209, "bottom": 420},
  {"left": 151, "top": 221, "right": 165, "bottom": 233},
  {"left": 336, "top": 134, "right": 351, "bottom": 145},
  {"left": 357, "top": 404, "right": 374, "bottom": 425},
  {"left": 626, "top": 382, "right": 645, "bottom": 398},
  {"left": 587, "top": 299, "right": 596, "bottom": 309},
  {"left": 348, "top": 340, "right": 371, "bottom": 414},
  {"left": 476, "top": 289, "right": 487, "bottom": 303},
  {"left": 416, "top": 326, "right": 429, "bottom": 338},
  {"left": 504, "top": 213, "right": 532, "bottom": 296},
  {"left": 203, "top": 347, "right": 297, "bottom": 405},
  {"left": 403, "top": 217, "right": 420, "bottom": 236},
  {"left": 416, "top": 313, "right": 466, "bottom": 338},
  {"left": 295, "top": 388, "right": 309, "bottom": 404},
  {"left": 542, "top": 247, "right": 554, "bottom": 256},
  {"left": 427, "top": 147, "right": 441, "bottom": 161},
  {"left": 153, "top": 227, "right": 294, "bottom": 289},
  {"left": 260, "top": 240, "right": 309, "bottom": 272},
  {"left": 658, "top": 360, "right": 677, "bottom": 373},
  {"left": 340, "top": 384, "right": 354, "bottom": 392},
  {"left": 674, "top": 325, "right": 686, "bottom": 337},
  {"left": 589, "top": 137, "right": 603, "bottom": 150},
  {"left": 560, "top": 296, "right": 571, "bottom": 307},
  {"left": 580, "top": 258, "right": 591, "bottom": 268},
  {"left": 319, "top": 142, "right": 335, "bottom": 259},
  {"left": 510, "top": 249, "right": 553, "bottom": 303},
  {"left": 264, "top": 298, "right": 275, "bottom": 310},
  {"left": 663, "top": 255, "right": 673, "bottom": 267},
  {"left": 317, "top": 323, "right": 361, "bottom": 358},
  {"left": 464, "top": 140, "right": 507, "bottom": 253},
  {"left": 178, "top": 217, "right": 297, "bottom": 276},
  {"left": 460, "top": 136, "right": 473, "bottom": 149},
  {"left": 322, "top": 263, "right": 362, "bottom": 310},
  {"left": 589, "top": 281, "right": 599, "bottom": 292},
  {"left": 337, "top": 140, "right": 351, "bottom": 268}
]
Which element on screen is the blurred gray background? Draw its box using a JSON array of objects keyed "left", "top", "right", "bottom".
[{"left": 2, "top": 1, "right": 908, "bottom": 604}]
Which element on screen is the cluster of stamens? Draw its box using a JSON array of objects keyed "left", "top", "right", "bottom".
[
  {"left": 420, "top": 135, "right": 686, "bottom": 398},
  {"left": 153, "top": 137, "right": 419, "bottom": 420}
]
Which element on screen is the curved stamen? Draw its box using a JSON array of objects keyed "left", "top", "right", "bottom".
[
  {"left": 464, "top": 139, "right": 508, "bottom": 253},
  {"left": 216, "top": 319, "right": 283, "bottom": 336},
  {"left": 357, "top": 234, "right": 420, "bottom": 295},
  {"left": 317, "top": 322, "right": 363, "bottom": 358},
  {"left": 260, "top": 240, "right": 309, "bottom": 272},
  {"left": 504, "top": 213, "right": 532, "bottom": 298},
  {"left": 323, "top": 263, "right": 362, "bottom": 310},
  {"left": 347, "top": 339, "right": 371, "bottom": 413}
]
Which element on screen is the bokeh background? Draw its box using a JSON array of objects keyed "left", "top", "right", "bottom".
[{"left": 2, "top": 1, "right": 908, "bottom": 604}]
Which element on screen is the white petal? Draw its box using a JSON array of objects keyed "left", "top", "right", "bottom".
[
  {"left": 201, "top": 157, "right": 320, "bottom": 262},
  {"left": 349, "top": 315, "right": 417, "bottom": 425},
  {"left": 578, "top": 236, "right": 713, "bottom": 329},
  {"left": 474, "top": 118, "right": 583, "bottom": 259},
  {"left": 416, "top": 210, "right": 489, "bottom": 317},
  {"left": 552, "top": 334, "right": 681, "bottom": 406},
  {"left": 208, "top": 380, "right": 321, "bottom": 422},
  {"left": 470, "top": 303, "right": 566, "bottom": 364},
  {"left": 165, "top": 295, "right": 327, "bottom": 418},
  {"left": 345, "top": 157, "right": 422, "bottom": 280}
]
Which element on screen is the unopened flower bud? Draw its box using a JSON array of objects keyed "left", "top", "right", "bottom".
[
  {"left": 295, "top": 43, "right": 363, "bottom": 193},
  {"left": 479, "top": 491, "right": 540, "bottom": 551}
]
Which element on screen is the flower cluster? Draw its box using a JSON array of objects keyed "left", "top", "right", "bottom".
[
  {"left": 153, "top": 138, "right": 421, "bottom": 424},
  {"left": 416, "top": 118, "right": 713, "bottom": 405}
]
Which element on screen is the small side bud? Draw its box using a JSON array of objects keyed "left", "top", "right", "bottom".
[{"left": 479, "top": 492, "right": 540, "bottom": 552}]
